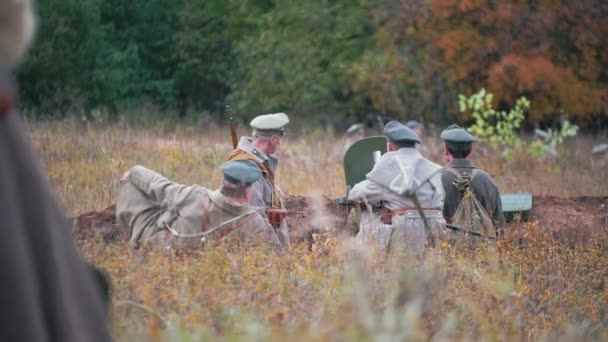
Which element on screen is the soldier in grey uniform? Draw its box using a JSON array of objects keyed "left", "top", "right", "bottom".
[
  {"left": 348, "top": 121, "right": 446, "bottom": 253},
  {"left": 116, "top": 160, "right": 283, "bottom": 250},
  {"left": 440, "top": 125, "right": 506, "bottom": 229},
  {"left": 0, "top": 1, "right": 112, "bottom": 340},
  {"left": 228, "top": 113, "right": 290, "bottom": 245}
]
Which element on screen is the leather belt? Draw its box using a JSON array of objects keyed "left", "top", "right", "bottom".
[{"left": 380, "top": 207, "right": 442, "bottom": 224}]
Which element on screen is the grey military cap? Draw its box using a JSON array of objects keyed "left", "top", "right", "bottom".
[
  {"left": 384, "top": 120, "right": 420, "bottom": 144},
  {"left": 440, "top": 124, "right": 476, "bottom": 150},
  {"left": 346, "top": 123, "right": 364, "bottom": 136},
  {"left": 592, "top": 144, "right": 608, "bottom": 156},
  {"left": 250, "top": 112, "right": 289, "bottom": 136},
  {"left": 221, "top": 160, "right": 263, "bottom": 185}
]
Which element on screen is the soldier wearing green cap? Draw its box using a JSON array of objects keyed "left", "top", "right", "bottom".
[
  {"left": 116, "top": 160, "right": 283, "bottom": 250},
  {"left": 228, "top": 112, "right": 290, "bottom": 245},
  {"left": 440, "top": 124, "right": 506, "bottom": 229},
  {"left": 349, "top": 121, "right": 446, "bottom": 253}
]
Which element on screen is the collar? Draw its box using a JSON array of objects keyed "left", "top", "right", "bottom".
[
  {"left": 208, "top": 189, "right": 250, "bottom": 216},
  {"left": 236, "top": 136, "right": 271, "bottom": 164},
  {"left": 395, "top": 147, "right": 422, "bottom": 158},
  {"left": 447, "top": 158, "right": 475, "bottom": 168},
  {"left": 236, "top": 137, "right": 279, "bottom": 174}
]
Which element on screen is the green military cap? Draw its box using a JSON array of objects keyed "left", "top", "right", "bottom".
[
  {"left": 346, "top": 123, "right": 364, "bottom": 136},
  {"left": 440, "top": 124, "right": 476, "bottom": 150},
  {"left": 221, "top": 160, "right": 263, "bottom": 185},
  {"left": 250, "top": 112, "right": 289, "bottom": 136},
  {"left": 384, "top": 120, "right": 420, "bottom": 144}
]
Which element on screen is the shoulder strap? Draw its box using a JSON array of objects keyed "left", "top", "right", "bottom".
[
  {"left": 201, "top": 196, "right": 212, "bottom": 232},
  {"left": 470, "top": 168, "right": 480, "bottom": 181},
  {"left": 228, "top": 149, "right": 281, "bottom": 208},
  {"left": 444, "top": 167, "right": 460, "bottom": 177},
  {"left": 411, "top": 167, "right": 444, "bottom": 194}
]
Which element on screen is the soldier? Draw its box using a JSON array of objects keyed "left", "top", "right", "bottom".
[
  {"left": 116, "top": 160, "right": 283, "bottom": 250},
  {"left": 348, "top": 121, "right": 446, "bottom": 253},
  {"left": 406, "top": 120, "right": 428, "bottom": 153},
  {"left": 591, "top": 143, "right": 608, "bottom": 168},
  {"left": 332, "top": 122, "right": 366, "bottom": 160},
  {"left": 228, "top": 112, "right": 290, "bottom": 245},
  {"left": 440, "top": 124, "right": 506, "bottom": 230},
  {"left": 0, "top": 0, "right": 112, "bottom": 340},
  {"left": 344, "top": 123, "right": 365, "bottom": 149}
]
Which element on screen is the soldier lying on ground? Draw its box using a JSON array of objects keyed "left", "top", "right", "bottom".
[
  {"left": 116, "top": 160, "right": 284, "bottom": 251},
  {"left": 228, "top": 112, "right": 290, "bottom": 246},
  {"left": 348, "top": 121, "right": 446, "bottom": 254}
]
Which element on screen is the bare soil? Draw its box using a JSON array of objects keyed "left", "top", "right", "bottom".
[{"left": 72, "top": 195, "right": 608, "bottom": 245}]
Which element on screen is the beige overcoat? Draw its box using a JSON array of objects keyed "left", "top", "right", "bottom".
[{"left": 116, "top": 166, "right": 282, "bottom": 250}]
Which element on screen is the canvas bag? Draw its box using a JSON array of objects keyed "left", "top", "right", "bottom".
[{"left": 446, "top": 168, "right": 496, "bottom": 238}]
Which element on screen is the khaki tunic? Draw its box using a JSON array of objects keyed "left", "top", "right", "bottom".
[
  {"left": 227, "top": 137, "right": 290, "bottom": 246},
  {"left": 349, "top": 148, "right": 446, "bottom": 253},
  {"left": 116, "top": 166, "right": 282, "bottom": 250},
  {"left": 441, "top": 159, "right": 506, "bottom": 228},
  {"left": 228, "top": 137, "right": 280, "bottom": 210}
]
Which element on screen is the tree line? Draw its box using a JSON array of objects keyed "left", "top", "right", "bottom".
[{"left": 17, "top": 0, "right": 608, "bottom": 126}]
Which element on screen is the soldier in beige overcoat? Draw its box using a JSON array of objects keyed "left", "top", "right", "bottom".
[
  {"left": 116, "top": 160, "right": 283, "bottom": 250},
  {"left": 349, "top": 121, "right": 446, "bottom": 254}
]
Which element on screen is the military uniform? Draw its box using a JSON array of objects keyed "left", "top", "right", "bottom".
[
  {"left": 440, "top": 125, "right": 506, "bottom": 229},
  {"left": 334, "top": 123, "right": 365, "bottom": 159},
  {"left": 228, "top": 112, "right": 290, "bottom": 245},
  {"left": 0, "top": 2, "right": 112, "bottom": 340},
  {"left": 116, "top": 162, "right": 283, "bottom": 250},
  {"left": 349, "top": 121, "right": 446, "bottom": 253},
  {"left": 229, "top": 136, "right": 281, "bottom": 210}
]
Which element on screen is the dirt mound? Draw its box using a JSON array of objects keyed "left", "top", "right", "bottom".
[
  {"left": 518, "top": 195, "right": 608, "bottom": 244},
  {"left": 72, "top": 204, "right": 123, "bottom": 243},
  {"left": 72, "top": 195, "right": 608, "bottom": 245}
]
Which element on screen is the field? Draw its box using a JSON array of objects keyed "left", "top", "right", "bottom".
[{"left": 31, "top": 120, "right": 608, "bottom": 341}]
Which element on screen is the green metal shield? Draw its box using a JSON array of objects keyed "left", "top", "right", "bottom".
[{"left": 343, "top": 136, "right": 387, "bottom": 191}]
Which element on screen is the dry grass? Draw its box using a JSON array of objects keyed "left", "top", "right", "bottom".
[{"left": 29, "top": 119, "right": 608, "bottom": 341}]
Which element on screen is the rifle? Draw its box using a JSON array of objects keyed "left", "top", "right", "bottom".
[
  {"left": 445, "top": 222, "right": 496, "bottom": 240},
  {"left": 226, "top": 106, "right": 238, "bottom": 149}
]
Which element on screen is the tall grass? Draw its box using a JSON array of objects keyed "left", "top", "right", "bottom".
[{"left": 30, "top": 120, "right": 608, "bottom": 340}]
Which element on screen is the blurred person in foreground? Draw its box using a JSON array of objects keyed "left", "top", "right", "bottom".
[
  {"left": 116, "top": 160, "right": 283, "bottom": 251},
  {"left": 440, "top": 125, "right": 506, "bottom": 231},
  {"left": 348, "top": 121, "right": 446, "bottom": 254},
  {"left": 228, "top": 113, "right": 290, "bottom": 246},
  {"left": 0, "top": 0, "right": 112, "bottom": 340}
]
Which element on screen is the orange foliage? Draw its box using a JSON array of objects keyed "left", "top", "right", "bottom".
[
  {"left": 488, "top": 54, "right": 607, "bottom": 121},
  {"left": 359, "top": 0, "right": 608, "bottom": 123}
]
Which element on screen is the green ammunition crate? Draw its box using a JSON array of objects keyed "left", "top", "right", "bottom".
[{"left": 501, "top": 192, "right": 533, "bottom": 222}]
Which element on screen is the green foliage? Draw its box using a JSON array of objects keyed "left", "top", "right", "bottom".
[
  {"left": 460, "top": 89, "right": 529, "bottom": 156},
  {"left": 460, "top": 89, "right": 579, "bottom": 159},
  {"left": 529, "top": 121, "right": 580, "bottom": 158},
  {"left": 227, "top": 0, "right": 373, "bottom": 121},
  {"left": 14, "top": 0, "right": 608, "bottom": 124}
]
